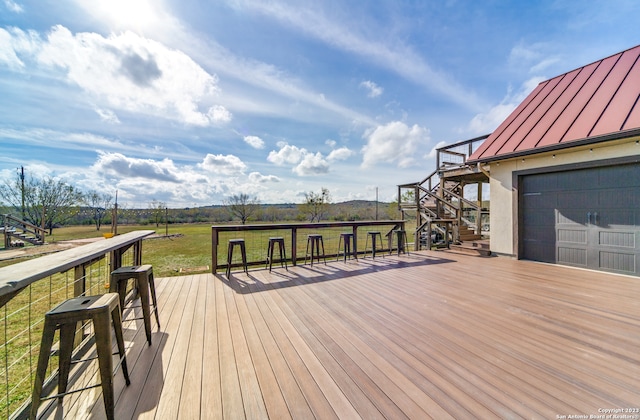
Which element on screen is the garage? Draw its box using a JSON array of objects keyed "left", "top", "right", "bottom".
[{"left": 520, "top": 162, "right": 640, "bottom": 276}]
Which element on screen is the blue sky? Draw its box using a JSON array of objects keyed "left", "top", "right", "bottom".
[{"left": 0, "top": 0, "right": 638, "bottom": 207}]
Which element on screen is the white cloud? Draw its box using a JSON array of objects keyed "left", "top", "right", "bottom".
[
  {"left": 92, "top": 151, "right": 181, "bottom": 182},
  {"left": 207, "top": 104, "right": 232, "bottom": 124},
  {"left": 361, "top": 121, "right": 430, "bottom": 168},
  {"left": 95, "top": 108, "right": 121, "bottom": 124},
  {"left": 4, "top": 0, "right": 23, "bottom": 13},
  {"left": 327, "top": 147, "right": 353, "bottom": 161},
  {"left": 509, "top": 42, "right": 560, "bottom": 74},
  {"left": 360, "top": 80, "right": 383, "bottom": 98},
  {"left": 248, "top": 172, "right": 279, "bottom": 183},
  {"left": 3, "top": 25, "right": 228, "bottom": 126},
  {"left": 244, "top": 135, "right": 265, "bottom": 149},
  {"left": 0, "top": 28, "right": 26, "bottom": 70},
  {"left": 198, "top": 153, "right": 247, "bottom": 175},
  {"left": 325, "top": 139, "right": 336, "bottom": 147},
  {"left": 267, "top": 142, "right": 306, "bottom": 165},
  {"left": 293, "top": 152, "right": 329, "bottom": 176},
  {"left": 267, "top": 142, "right": 332, "bottom": 176}
]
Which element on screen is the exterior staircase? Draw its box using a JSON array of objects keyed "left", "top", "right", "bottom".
[
  {"left": 398, "top": 135, "right": 491, "bottom": 256},
  {"left": 1, "top": 214, "right": 46, "bottom": 247}
]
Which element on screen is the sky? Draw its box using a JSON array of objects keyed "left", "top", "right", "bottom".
[{"left": 0, "top": 0, "right": 638, "bottom": 208}]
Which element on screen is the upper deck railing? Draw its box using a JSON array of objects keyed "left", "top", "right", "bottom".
[
  {"left": 436, "top": 134, "right": 489, "bottom": 170},
  {"left": 0, "top": 230, "right": 154, "bottom": 418},
  {"left": 211, "top": 220, "right": 406, "bottom": 273}
]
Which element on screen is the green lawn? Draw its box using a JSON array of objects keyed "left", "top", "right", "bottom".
[{"left": 48, "top": 223, "right": 212, "bottom": 277}]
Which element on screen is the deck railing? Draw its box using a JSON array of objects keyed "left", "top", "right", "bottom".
[
  {"left": 0, "top": 230, "right": 154, "bottom": 418},
  {"left": 211, "top": 221, "right": 406, "bottom": 273},
  {"left": 436, "top": 134, "right": 489, "bottom": 169}
]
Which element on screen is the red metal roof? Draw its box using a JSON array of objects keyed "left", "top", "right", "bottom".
[{"left": 469, "top": 45, "right": 640, "bottom": 162}]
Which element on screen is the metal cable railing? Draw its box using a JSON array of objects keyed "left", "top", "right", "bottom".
[{"left": 0, "top": 230, "right": 151, "bottom": 418}]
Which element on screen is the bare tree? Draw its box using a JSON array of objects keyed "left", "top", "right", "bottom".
[
  {"left": 301, "top": 187, "right": 331, "bottom": 222},
  {"left": 149, "top": 200, "right": 167, "bottom": 227},
  {"left": 0, "top": 174, "right": 83, "bottom": 234},
  {"left": 84, "top": 190, "right": 113, "bottom": 231},
  {"left": 224, "top": 194, "right": 260, "bottom": 224}
]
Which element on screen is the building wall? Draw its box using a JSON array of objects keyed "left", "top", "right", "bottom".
[{"left": 488, "top": 138, "right": 640, "bottom": 257}]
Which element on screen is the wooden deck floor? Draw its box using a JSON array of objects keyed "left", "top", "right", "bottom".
[{"left": 40, "top": 251, "right": 640, "bottom": 419}]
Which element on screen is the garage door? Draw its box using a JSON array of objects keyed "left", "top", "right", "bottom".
[{"left": 521, "top": 162, "right": 640, "bottom": 276}]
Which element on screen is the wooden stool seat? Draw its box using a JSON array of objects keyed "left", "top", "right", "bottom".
[
  {"left": 364, "top": 231, "right": 384, "bottom": 258},
  {"left": 110, "top": 264, "right": 160, "bottom": 346},
  {"left": 30, "top": 293, "right": 130, "bottom": 420},
  {"left": 337, "top": 233, "right": 357, "bottom": 261},
  {"left": 266, "top": 237, "right": 288, "bottom": 271},
  {"left": 305, "top": 234, "right": 327, "bottom": 265},
  {"left": 226, "top": 239, "right": 248, "bottom": 278}
]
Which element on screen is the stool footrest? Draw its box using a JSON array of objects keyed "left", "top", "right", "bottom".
[{"left": 42, "top": 383, "right": 101, "bottom": 400}]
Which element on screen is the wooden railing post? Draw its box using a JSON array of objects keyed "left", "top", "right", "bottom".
[
  {"left": 352, "top": 225, "right": 358, "bottom": 258},
  {"left": 291, "top": 227, "right": 297, "bottom": 265},
  {"left": 211, "top": 227, "right": 219, "bottom": 274}
]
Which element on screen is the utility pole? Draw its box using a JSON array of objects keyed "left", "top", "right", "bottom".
[
  {"left": 375, "top": 187, "right": 379, "bottom": 220},
  {"left": 19, "top": 166, "right": 25, "bottom": 221}
]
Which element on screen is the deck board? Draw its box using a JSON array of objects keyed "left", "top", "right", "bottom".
[{"left": 38, "top": 251, "right": 640, "bottom": 419}]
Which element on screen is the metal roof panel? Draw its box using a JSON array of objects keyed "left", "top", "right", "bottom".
[
  {"left": 506, "top": 68, "right": 581, "bottom": 152},
  {"left": 591, "top": 51, "right": 640, "bottom": 135},
  {"left": 468, "top": 44, "right": 640, "bottom": 162},
  {"left": 562, "top": 48, "right": 637, "bottom": 142}
]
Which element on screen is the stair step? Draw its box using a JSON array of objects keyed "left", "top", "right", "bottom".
[{"left": 444, "top": 243, "right": 492, "bottom": 257}]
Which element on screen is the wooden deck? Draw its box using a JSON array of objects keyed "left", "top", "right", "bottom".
[{"left": 39, "top": 251, "right": 640, "bottom": 419}]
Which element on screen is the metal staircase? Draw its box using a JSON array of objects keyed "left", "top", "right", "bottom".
[
  {"left": 397, "top": 135, "right": 490, "bottom": 255},
  {"left": 1, "top": 214, "right": 46, "bottom": 247}
]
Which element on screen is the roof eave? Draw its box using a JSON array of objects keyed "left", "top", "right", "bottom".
[{"left": 467, "top": 128, "right": 640, "bottom": 165}]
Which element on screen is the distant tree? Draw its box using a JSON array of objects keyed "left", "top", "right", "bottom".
[
  {"left": 84, "top": 190, "right": 113, "bottom": 231},
  {"left": 301, "top": 187, "right": 331, "bottom": 222},
  {"left": 149, "top": 200, "right": 167, "bottom": 227},
  {"left": 0, "top": 174, "right": 83, "bottom": 234},
  {"left": 224, "top": 194, "right": 260, "bottom": 224}
]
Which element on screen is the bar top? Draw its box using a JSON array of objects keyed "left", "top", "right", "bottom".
[{"left": 0, "top": 230, "right": 155, "bottom": 299}]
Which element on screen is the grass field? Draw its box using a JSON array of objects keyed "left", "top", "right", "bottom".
[{"left": 2, "top": 224, "right": 213, "bottom": 278}]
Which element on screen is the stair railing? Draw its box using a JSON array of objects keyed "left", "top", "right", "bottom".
[{"left": 2, "top": 214, "right": 47, "bottom": 246}]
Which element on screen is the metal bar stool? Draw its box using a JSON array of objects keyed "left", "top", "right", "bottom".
[
  {"left": 110, "top": 265, "right": 160, "bottom": 346},
  {"left": 364, "top": 231, "right": 384, "bottom": 258},
  {"left": 226, "top": 239, "right": 248, "bottom": 278},
  {"left": 266, "top": 237, "right": 288, "bottom": 271},
  {"left": 304, "top": 234, "right": 326, "bottom": 265},
  {"left": 30, "top": 293, "right": 130, "bottom": 420},
  {"left": 336, "top": 232, "right": 357, "bottom": 261},
  {"left": 391, "top": 229, "right": 410, "bottom": 256}
]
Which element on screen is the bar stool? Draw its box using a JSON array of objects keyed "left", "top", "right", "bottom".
[
  {"left": 30, "top": 293, "right": 130, "bottom": 420},
  {"left": 110, "top": 265, "right": 160, "bottom": 346},
  {"left": 364, "top": 231, "right": 384, "bottom": 258},
  {"left": 336, "top": 232, "right": 357, "bottom": 261},
  {"left": 266, "top": 237, "right": 288, "bottom": 271},
  {"left": 391, "top": 229, "right": 410, "bottom": 256},
  {"left": 226, "top": 239, "right": 248, "bottom": 278},
  {"left": 305, "top": 234, "right": 326, "bottom": 265}
]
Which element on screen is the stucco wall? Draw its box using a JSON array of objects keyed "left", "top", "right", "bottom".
[{"left": 488, "top": 138, "right": 640, "bottom": 257}]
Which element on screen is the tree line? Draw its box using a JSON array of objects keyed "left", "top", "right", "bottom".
[{"left": 0, "top": 174, "right": 399, "bottom": 233}]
